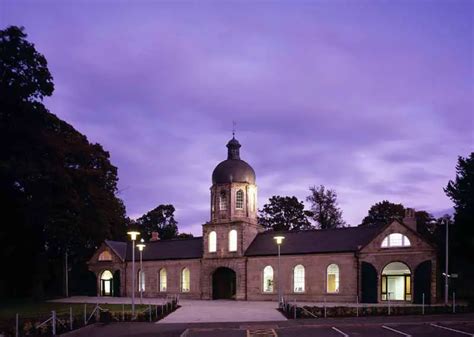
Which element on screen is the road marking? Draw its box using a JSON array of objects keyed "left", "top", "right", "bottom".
[
  {"left": 332, "top": 327, "right": 349, "bottom": 337},
  {"left": 430, "top": 323, "right": 474, "bottom": 336},
  {"left": 382, "top": 325, "right": 411, "bottom": 337}
]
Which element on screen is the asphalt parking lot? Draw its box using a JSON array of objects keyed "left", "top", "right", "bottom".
[{"left": 63, "top": 314, "right": 474, "bottom": 337}]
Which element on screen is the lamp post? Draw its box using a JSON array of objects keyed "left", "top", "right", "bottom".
[
  {"left": 273, "top": 235, "right": 285, "bottom": 307},
  {"left": 127, "top": 229, "right": 140, "bottom": 316},
  {"left": 136, "top": 239, "right": 146, "bottom": 305},
  {"left": 444, "top": 218, "right": 449, "bottom": 305}
]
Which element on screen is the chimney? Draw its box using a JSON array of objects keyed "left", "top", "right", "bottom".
[
  {"left": 403, "top": 208, "right": 417, "bottom": 232},
  {"left": 150, "top": 231, "right": 160, "bottom": 242}
]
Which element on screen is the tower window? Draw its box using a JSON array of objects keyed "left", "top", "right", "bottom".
[
  {"left": 219, "top": 191, "right": 227, "bottom": 211},
  {"left": 209, "top": 231, "right": 217, "bottom": 253},
  {"left": 236, "top": 190, "right": 244, "bottom": 209},
  {"left": 229, "top": 229, "right": 237, "bottom": 252}
]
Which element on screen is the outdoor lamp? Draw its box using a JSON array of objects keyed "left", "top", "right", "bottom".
[{"left": 273, "top": 235, "right": 285, "bottom": 307}]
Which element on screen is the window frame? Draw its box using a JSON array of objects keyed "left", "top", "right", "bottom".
[
  {"left": 293, "top": 264, "right": 305, "bottom": 293},
  {"left": 228, "top": 229, "right": 238, "bottom": 252},
  {"left": 208, "top": 231, "right": 217, "bottom": 253},
  {"left": 159, "top": 268, "right": 167, "bottom": 292},
  {"left": 98, "top": 251, "right": 112, "bottom": 261},
  {"left": 236, "top": 189, "right": 244, "bottom": 209},
  {"left": 326, "top": 264, "right": 340, "bottom": 294},
  {"left": 262, "top": 265, "right": 274, "bottom": 293},
  {"left": 219, "top": 191, "right": 227, "bottom": 211},
  {"left": 181, "top": 267, "right": 190, "bottom": 293},
  {"left": 381, "top": 233, "right": 411, "bottom": 248}
]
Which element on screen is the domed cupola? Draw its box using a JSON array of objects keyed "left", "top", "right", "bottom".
[{"left": 212, "top": 137, "right": 256, "bottom": 185}]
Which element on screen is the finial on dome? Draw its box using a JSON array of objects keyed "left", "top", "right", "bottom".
[{"left": 232, "top": 120, "right": 236, "bottom": 138}]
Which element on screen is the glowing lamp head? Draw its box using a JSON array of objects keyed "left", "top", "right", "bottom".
[
  {"left": 127, "top": 230, "right": 140, "bottom": 241},
  {"left": 273, "top": 235, "right": 285, "bottom": 245},
  {"left": 136, "top": 242, "right": 146, "bottom": 251}
]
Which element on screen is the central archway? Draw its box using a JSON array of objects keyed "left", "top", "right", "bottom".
[{"left": 212, "top": 267, "right": 236, "bottom": 300}]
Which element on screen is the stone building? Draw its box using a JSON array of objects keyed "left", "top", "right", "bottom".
[{"left": 88, "top": 137, "right": 437, "bottom": 303}]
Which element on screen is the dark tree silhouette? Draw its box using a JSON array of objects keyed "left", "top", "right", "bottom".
[
  {"left": 306, "top": 185, "right": 345, "bottom": 229},
  {"left": 359, "top": 200, "right": 405, "bottom": 227},
  {"left": 137, "top": 204, "right": 179, "bottom": 240},
  {"left": 258, "top": 195, "right": 313, "bottom": 231},
  {"left": 0, "top": 26, "right": 127, "bottom": 298}
]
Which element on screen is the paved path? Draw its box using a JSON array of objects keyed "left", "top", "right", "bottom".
[
  {"left": 158, "top": 300, "right": 287, "bottom": 323},
  {"left": 51, "top": 296, "right": 167, "bottom": 305}
]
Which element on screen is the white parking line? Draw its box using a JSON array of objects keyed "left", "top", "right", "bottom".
[
  {"left": 382, "top": 325, "right": 411, "bottom": 337},
  {"left": 430, "top": 323, "right": 474, "bottom": 336},
  {"left": 332, "top": 327, "right": 349, "bottom": 337}
]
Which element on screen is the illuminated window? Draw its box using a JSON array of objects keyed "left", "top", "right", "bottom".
[
  {"left": 181, "top": 268, "right": 190, "bottom": 292},
  {"left": 229, "top": 229, "right": 237, "bottom": 252},
  {"left": 293, "top": 265, "right": 305, "bottom": 292},
  {"left": 159, "top": 268, "right": 167, "bottom": 292},
  {"left": 219, "top": 191, "right": 227, "bottom": 210},
  {"left": 236, "top": 190, "right": 244, "bottom": 209},
  {"left": 138, "top": 270, "right": 145, "bottom": 292},
  {"left": 209, "top": 231, "right": 217, "bottom": 253},
  {"left": 327, "top": 264, "right": 340, "bottom": 293},
  {"left": 381, "top": 233, "right": 411, "bottom": 248},
  {"left": 98, "top": 251, "right": 112, "bottom": 261},
  {"left": 263, "top": 266, "right": 274, "bottom": 293},
  {"left": 101, "top": 270, "right": 113, "bottom": 280}
]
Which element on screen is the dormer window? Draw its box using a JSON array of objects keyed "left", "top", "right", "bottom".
[
  {"left": 98, "top": 251, "right": 112, "bottom": 261},
  {"left": 381, "top": 233, "right": 411, "bottom": 248}
]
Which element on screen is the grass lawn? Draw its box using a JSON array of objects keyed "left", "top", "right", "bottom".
[{"left": 0, "top": 300, "right": 150, "bottom": 321}]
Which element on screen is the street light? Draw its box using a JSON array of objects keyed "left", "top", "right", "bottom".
[
  {"left": 273, "top": 235, "right": 285, "bottom": 307},
  {"left": 136, "top": 239, "right": 146, "bottom": 305},
  {"left": 443, "top": 218, "right": 449, "bottom": 305},
  {"left": 127, "top": 228, "right": 140, "bottom": 316}
]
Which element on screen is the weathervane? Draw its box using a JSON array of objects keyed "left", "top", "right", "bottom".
[{"left": 232, "top": 121, "right": 236, "bottom": 138}]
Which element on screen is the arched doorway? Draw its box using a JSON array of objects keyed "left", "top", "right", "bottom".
[
  {"left": 381, "top": 262, "right": 412, "bottom": 301},
  {"left": 414, "top": 260, "right": 431, "bottom": 304},
  {"left": 361, "top": 262, "right": 378, "bottom": 303},
  {"left": 100, "top": 270, "right": 114, "bottom": 296},
  {"left": 212, "top": 267, "right": 236, "bottom": 300}
]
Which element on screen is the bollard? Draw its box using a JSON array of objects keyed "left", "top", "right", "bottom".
[
  {"left": 422, "top": 293, "right": 425, "bottom": 315},
  {"left": 15, "top": 313, "right": 19, "bottom": 337},
  {"left": 149, "top": 304, "right": 152, "bottom": 322},
  {"left": 122, "top": 303, "right": 125, "bottom": 321},
  {"left": 453, "top": 292, "right": 456, "bottom": 314},
  {"left": 84, "top": 304, "right": 87, "bottom": 325},
  {"left": 161, "top": 303, "right": 164, "bottom": 316},
  {"left": 70, "top": 307, "right": 73, "bottom": 330},
  {"left": 155, "top": 305, "right": 158, "bottom": 318},
  {"left": 388, "top": 293, "right": 391, "bottom": 315},
  {"left": 356, "top": 295, "right": 359, "bottom": 317},
  {"left": 324, "top": 298, "right": 327, "bottom": 318},
  {"left": 52, "top": 310, "right": 56, "bottom": 336}
]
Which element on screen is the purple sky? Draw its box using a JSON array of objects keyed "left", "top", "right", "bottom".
[{"left": 2, "top": 1, "right": 473, "bottom": 235}]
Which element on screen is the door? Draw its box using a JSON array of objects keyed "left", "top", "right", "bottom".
[
  {"left": 414, "top": 260, "right": 431, "bottom": 304},
  {"left": 101, "top": 279, "right": 113, "bottom": 296},
  {"left": 212, "top": 267, "right": 236, "bottom": 299}
]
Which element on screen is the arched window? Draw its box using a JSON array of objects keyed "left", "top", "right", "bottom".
[
  {"left": 98, "top": 251, "right": 112, "bottom": 261},
  {"left": 293, "top": 265, "right": 305, "bottom": 292},
  {"left": 381, "top": 233, "right": 411, "bottom": 248},
  {"left": 138, "top": 270, "right": 145, "bottom": 292},
  {"left": 327, "top": 264, "right": 340, "bottom": 293},
  {"left": 209, "top": 231, "right": 217, "bottom": 253},
  {"left": 181, "top": 268, "right": 190, "bottom": 292},
  {"left": 101, "top": 270, "right": 113, "bottom": 280},
  {"left": 159, "top": 268, "right": 167, "bottom": 292},
  {"left": 229, "top": 229, "right": 237, "bottom": 252},
  {"left": 263, "top": 266, "right": 274, "bottom": 293},
  {"left": 381, "top": 262, "right": 411, "bottom": 301},
  {"left": 236, "top": 190, "right": 244, "bottom": 209},
  {"left": 219, "top": 191, "right": 227, "bottom": 210}
]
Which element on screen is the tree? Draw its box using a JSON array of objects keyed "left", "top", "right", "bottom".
[
  {"left": 0, "top": 26, "right": 127, "bottom": 298},
  {"left": 306, "top": 185, "right": 345, "bottom": 229},
  {"left": 444, "top": 153, "right": 474, "bottom": 300},
  {"left": 0, "top": 26, "right": 54, "bottom": 104},
  {"left": 444, "top": 153, "right": 474, "bottom": 254},
  {"left": 258, "top": 195, "right": 313, "bottom": 231},
  {"left": 359, "top": 200, "right": 405, "bottom": 227},
  {"left": 137, "top": 205, "right": 179, "bottom": 240},
  {"left": 177, "top": 233, "right": 194, "bottom": 239}
]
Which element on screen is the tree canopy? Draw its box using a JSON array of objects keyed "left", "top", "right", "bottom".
[
  {"left": 359, "top": 200, "right": 405, "bottom": 227},
  {"left": 258, "top": 195, "right": 313, "bottom": 231},
  {"left": 0, "top": 26, "right": 127, "bottom": 298},
  {"left": 306, "top": 185, "right": 345, "bottom": 229},
  {"left": 136, "top": 204, "right": 179, "bottom": 240}
]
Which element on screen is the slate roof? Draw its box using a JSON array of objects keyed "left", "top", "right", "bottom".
[
  {"left": 103, "top": 225, "right": 385, "bottom": 261},
  {"left": 244, "top": 225, "right": 384, "bottom": 257},
  {"left": 106, "top": 237, "right": 204, "bottom": 261}
]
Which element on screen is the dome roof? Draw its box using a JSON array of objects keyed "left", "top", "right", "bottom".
[{"left": 212, "top": 137, "right": 256, "bottom": 185}]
